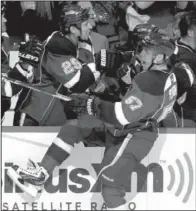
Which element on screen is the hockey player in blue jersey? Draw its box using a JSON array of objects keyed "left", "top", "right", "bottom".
[{"left": 8, "top": 32, "right": 189, "bottom": 210}]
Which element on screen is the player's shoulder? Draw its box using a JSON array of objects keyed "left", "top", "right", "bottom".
[
  {"left": 45, "top": 31, "right": 76, "bottom": 56},
  {"left": 176, "top": 40, "right": 196, "bottom": 56},
  {"left": 175, "top": 40, "right": 196, "bottom": 67},
  {"left": 134, "top": 70, "right": 170, "bottom": 95}
]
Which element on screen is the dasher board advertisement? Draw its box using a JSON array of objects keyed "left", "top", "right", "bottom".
[{"left": 1, "top": 130, "right": 196, "bottom": 210}]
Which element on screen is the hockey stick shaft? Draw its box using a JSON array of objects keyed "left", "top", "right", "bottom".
[{"left": 2, "top": 75, "right": 72, "bottom": 101}]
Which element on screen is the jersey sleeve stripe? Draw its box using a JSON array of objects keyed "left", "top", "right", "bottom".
[
  {"left": 114, "top": 102, "right": 130, "bottom": 126},
  {"left": 54, "top": 137, "right": 73, "bottom": 154},
  {"left": 177, "top": 92, "right": 187, "bottom": 105},
  {"left": 183, "top": 64, "right": 195, "bottom": 86},
  {"left": 173, "top": 45, "right": 179, "bottom": 55},
  {"left": 64, "top": 70, "right": 81, "bottom": 88}
]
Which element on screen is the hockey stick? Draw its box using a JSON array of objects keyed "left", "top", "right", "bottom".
[{"left": 2, "top": 75, "right": 72, "bottom": 101}]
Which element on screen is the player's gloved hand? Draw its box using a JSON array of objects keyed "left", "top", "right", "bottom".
[
  {"left": 117, "top": 63, "right": 132, "bottom": 85},
  {"left": 13, "top": 35, "right": 43, "bottom": 83},
  {"left": 95, "top": 49, "right": 125, "bottom": 77},
  {"left": 117, "top": 58, "right": 141, "bottom": 84},
  {"left": 19, "top": 34, "right": 43, "bottom": 67},
  {"left": 117, "top": 63, "right": 131, "bottom": 78},
  {"left": 88, "top": 74, "right": 121, "bottom": 101},
  {"left": 67, "top": 93, "right": 100, "bottom": 116},
  {"left": 92, "top": 74, "right": 119, "bottom": 93}
]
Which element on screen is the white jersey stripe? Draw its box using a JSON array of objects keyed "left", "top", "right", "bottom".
[
  {"left": 182, "top": 64, "right": 195, "bottom": 86},
  {"left": 64, "top": 70, "right": 81, "bottom": 89},
  {"left": 114, "top": 102, "right": 130, "bottom": 126}
]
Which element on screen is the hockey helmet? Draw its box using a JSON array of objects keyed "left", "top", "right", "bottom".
[
  {"left": 138, "top": 32, "right": 175, "bottom": 59},
  {"left": 59, "top": 4, "right": 90, "bottom": 33}
]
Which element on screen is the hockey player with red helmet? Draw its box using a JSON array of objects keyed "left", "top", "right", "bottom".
[{"left": 8, "top": 33, "right": 181, "bottom": 209}]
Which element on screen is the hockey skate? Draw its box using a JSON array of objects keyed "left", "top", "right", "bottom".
[{"left": 7, "top": 159, "right": 49, "bottom": 198}]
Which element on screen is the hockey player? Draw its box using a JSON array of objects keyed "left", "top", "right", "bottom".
[
  {"left": 8, "top": 33, "right": 180, "bottom": 209},
  {"left": 18, "top": 4, "right": 101, "bottom": 126},
  {"left": 1, "top": 2, "right": 42, "bottom": 122},
  {"left": 1, "top": 33, "right": 43, "bottom": 124},
  {"left": 171, "top": 11, "right": 196, "bottom": 127}
]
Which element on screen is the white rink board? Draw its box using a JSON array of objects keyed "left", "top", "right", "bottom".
[{"left": 1, "top": 132, "right": 196, "bottom": 210}]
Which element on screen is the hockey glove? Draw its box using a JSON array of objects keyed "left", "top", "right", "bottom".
[
  {"left": 95, "top": 49, "right": 125, "bottom": 77},
  {"left": 117, "top": 56, "right": 141, "bottom": 84},
  {"left": 18, "top": 35, "right": 43, "bottom": 68},
  {"left": 67, "top": 93, "right": 100, "bottom": 116},
  {"left": 117, "top": 63, "right": 132, "bottom": 85},
  {"left": 13, "top": 35, "right": 43, "bottom": 83}
]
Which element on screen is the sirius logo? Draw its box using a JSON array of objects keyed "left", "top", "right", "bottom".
[
  {"left": 2, "top": 153, "right": 194, "bottom": 203},
  {"left": 167, "top": 152, "right": 194, "bottom": 203}
]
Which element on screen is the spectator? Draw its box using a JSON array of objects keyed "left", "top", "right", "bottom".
[
  {"left": 77, "top": 1, "right": 109, "bottom": 52},
  {"left": 5, "top": 1, "right": 22, "bottom": 37},
  {"left": 20, "top": 1, "right": 60, "bottom": 41},
  {"left": 5, "top": 1, "right": 60, "bottom": 41},
  {"left": 91, "top": 1, "right": 120, "bottom": 49}
]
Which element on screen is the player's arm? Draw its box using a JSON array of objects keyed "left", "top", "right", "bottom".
[
  {"left": 69, "top": 72, "right": 161, "bottom": 127},
  {"left": 172, "top": 62, "right": 195, "bottom": 105},
  {"left": 97, "top": 73, "right": 160, "bottom": 126},
  {"left": 44, "top": 52, "right": 100, "bottom": 93}
]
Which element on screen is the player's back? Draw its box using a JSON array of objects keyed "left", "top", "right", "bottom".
[{"left": 118, "top": 69, "right": 177, "bottom": 128}]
